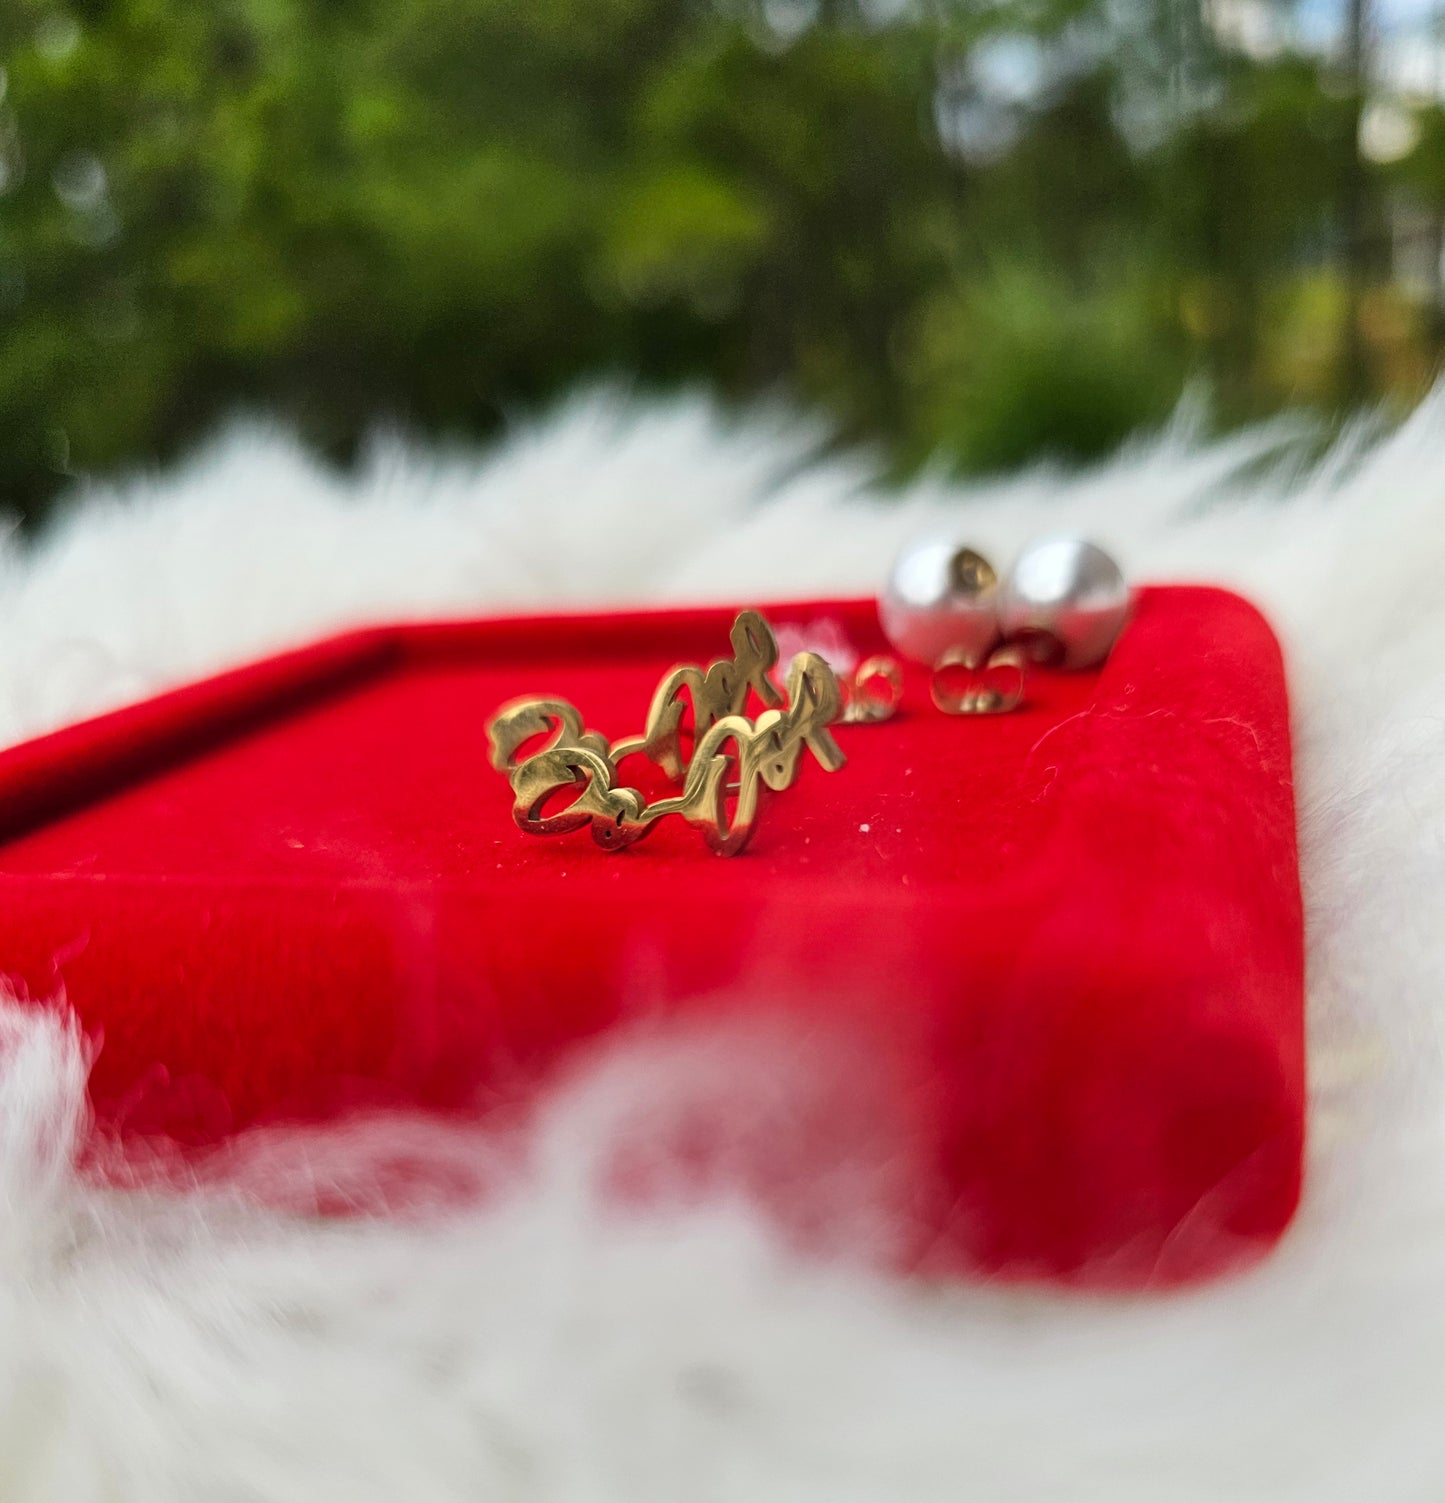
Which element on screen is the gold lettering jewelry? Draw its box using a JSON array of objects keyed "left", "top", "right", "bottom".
[
  {"left": 641, "top": 608, "right": 784, "bottom": 781},
  {"left": 487, "top": 611, "right": 846, "bottom": 856}
]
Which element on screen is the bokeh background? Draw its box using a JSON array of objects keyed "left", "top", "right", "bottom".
[{"left": 1, "top": 0, "right": 1441, "bottom": 524}]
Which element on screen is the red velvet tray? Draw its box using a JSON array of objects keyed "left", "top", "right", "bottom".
[{"left": 0, "top": 588, "right": 1304, "bottom": 1284}]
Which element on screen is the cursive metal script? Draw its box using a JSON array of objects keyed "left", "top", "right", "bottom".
[{"left": 487, "top": 611, "right": 846, "bottom": 855}]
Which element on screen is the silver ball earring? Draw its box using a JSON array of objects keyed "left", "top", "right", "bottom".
[
  {"left": 879, "top": 537, "right": 1003, "bottom": 670},
  {"left": 997, "top": 537, "right": 1130, "bottom": 671}
]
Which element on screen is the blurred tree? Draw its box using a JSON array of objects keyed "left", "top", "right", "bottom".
[
  {"left": 0, "top": 0, "right": 1438, "bottom": 521},
  {"left": 1397, "top": 103, "right": 1445, "bottom": 340},
  {"left": 0, "top": 0, "right": 968, "bottom": 518},
  {"left": 1149, "top": 53, "right": 1356, "bottom": 412},
  {"left": 1338, "top": 0, "right": 1374, "bottom": 400}
]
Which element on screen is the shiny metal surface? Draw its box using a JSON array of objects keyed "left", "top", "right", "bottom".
[
  {"left": 841, "top": 655, "right": 903, "bottom": 723},
  {"left": 997, "top": 537, "right": 1130, "bottom": 670},
  {"left": 930, "top": 643, "right": 1028, "bottom": 715},
  {"left": 487, "top": 611, "right": 846, "bottom": 856},
  {"left": 879, "top": 538, "right": 1003, "bottom": 668}
]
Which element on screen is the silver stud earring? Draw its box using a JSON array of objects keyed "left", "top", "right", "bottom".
[
  {"left": 879, "top": 537, "right": 1003, "bottom": 670},
  {"left": 998, "top": 537, "right": 1130, "bottom": 671}
]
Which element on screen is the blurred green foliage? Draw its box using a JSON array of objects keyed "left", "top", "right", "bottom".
[{"left": 0, "top": 0, "right": 1440, "bottom": 520}]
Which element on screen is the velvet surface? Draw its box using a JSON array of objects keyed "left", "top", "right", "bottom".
[{"left": 0, "top": 586, "right": 1303, "bottom": 1283}]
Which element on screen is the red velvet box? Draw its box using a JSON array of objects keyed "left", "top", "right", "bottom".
[{"left": 0, "top": 587, "right": 1304, "bottom": 1285}]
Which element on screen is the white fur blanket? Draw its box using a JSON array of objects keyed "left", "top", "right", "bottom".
[{"left": 1, "top": 392, "right": 1441, "bottom": 1501}]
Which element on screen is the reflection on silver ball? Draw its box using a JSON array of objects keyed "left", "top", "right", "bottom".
[
  {"left": 879, "top": 537, "right": 1002, "bottom": 667},
  {"left": 998, "top": 537, "right": 1130, "bottom": 670}
]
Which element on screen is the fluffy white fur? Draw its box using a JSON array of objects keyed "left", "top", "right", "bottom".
[{"left": 1, "top": 390, "right": 1444, "bottom": 1499}]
